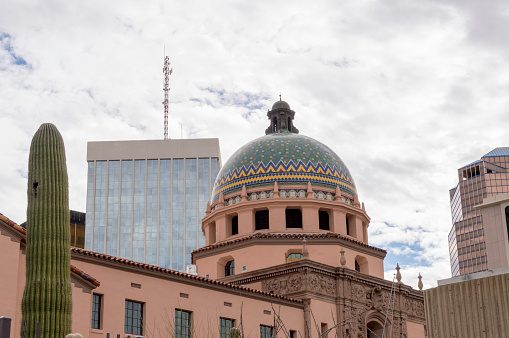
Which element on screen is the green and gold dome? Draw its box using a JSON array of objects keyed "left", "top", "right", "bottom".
[{"left": 211, "top": 100, "right": 356, "bottom": 202}]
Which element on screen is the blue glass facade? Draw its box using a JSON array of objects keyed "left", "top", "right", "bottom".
[{"left": 85, "top": 156, "right": 219, "bottom": 270}]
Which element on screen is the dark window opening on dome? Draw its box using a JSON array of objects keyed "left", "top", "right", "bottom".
[
  {"left": 209, "top": 222, "right": 216, "bottom": 244},
  {"left": 319, "top": 211, "right": 329, "bottom": 230},
  {"left": 255, "top": 210, "right": 269, "bottom": 230},
  {"left": 346, "top": 216, "right": 350, "bottom": 236},
  {"left": 288, "top": 117, "right": 292, "bottom": 130},
  {"left": 225, "top": 260, "right": 235, "bottom": 277},
  {"left": 231, "top": 216, "right": 238, "bottom": 236},
  {"left": 286, "top": 209, "right": 302, "bottom": 228},
  {"left": 355, "top": 260, "right": 361, "bottom": 272},
  {"left": 272, "top": 117, "right": 277, "bottom": 132},
  {"left": 286, "top": 253, "right": 303, "bottom": 263}
]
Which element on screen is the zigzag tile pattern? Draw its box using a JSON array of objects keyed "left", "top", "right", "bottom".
[{"left": 212, "top": 132, "right": 356, "bottom": 201}]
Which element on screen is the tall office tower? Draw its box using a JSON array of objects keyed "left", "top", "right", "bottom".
[
  {"left": 85, "top": 139, "right": 221, "bottom": 271},
  {"left": 449, "top": 147, "right": 509, "bottom": 276}
]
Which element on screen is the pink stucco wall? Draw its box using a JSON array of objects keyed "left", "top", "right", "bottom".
[
  {"left": 71, "top": 256, "right": 305, "bottom": 337},
  {"left": 195, "top": 242, "right": 385, "bottom": 280},
  {"left": 407, "top": 320, "right": 426, "bottom": 338},
  {"left": 0, "top": 230, "right": 23, "bottom": 338}
]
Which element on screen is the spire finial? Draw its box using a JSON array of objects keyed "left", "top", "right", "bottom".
[{"left": 279, "top": 93, "right": 282, "bottom": 101}]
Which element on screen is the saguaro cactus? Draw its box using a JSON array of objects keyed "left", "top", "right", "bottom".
[{"left": 21, "top": 123, "right": 72, "bottom": 337}]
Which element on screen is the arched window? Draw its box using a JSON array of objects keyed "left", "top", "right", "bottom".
[
  {"left": 225, "top": 260, "right": 235, "bottom": 276},
  {"left": 319, "top": 210, "right": 330, "bottom": 230},
  {"left": 286, "top": 253, "right": 303, "bottom": 263},
  {"left": 231, "top": 215, "right": 238, "bottom": 236},
  {"left": 272, "top": 117, "right": 277, "bottom": 132},
  {"left": 255, "top": 210, "right": 269, "bottom": 230},
  {"left": 346, "top": 216, "right": 350, "bottom": 236},
  {"left": 286, "top": 209, "right": 302, "bottom": 228},
  {"left": 355, "top": 256, "right": 369, "bottom": 274},
  {"left": 355, "top": 260, "right": 361, "bottom": 272},
  {"left": 288, "top": 117, "right": 292, "bottom": 131}
]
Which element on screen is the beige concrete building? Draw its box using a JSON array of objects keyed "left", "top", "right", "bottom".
[
  {"left": 424, "top": 267, "right": 509, "bottom": 338},
  {"left": 475, "top": 193, "right": 509, "bottom": 270}
]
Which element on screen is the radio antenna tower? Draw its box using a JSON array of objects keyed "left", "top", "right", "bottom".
[{"left": 163, "top": 52, "right": 172, "bottom": 139}]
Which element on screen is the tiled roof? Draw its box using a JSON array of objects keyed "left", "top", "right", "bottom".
[
  {"left": 0, "top": 212, "right": 99, "bottom": 287},
  {"left": 71, "top": 247, "right": 302, "bottom": 304},
  {"left": 71, "top": 264, "right": 101, "bottom": 287},
  {"left": 192, "top": 232, "right": 387, "bottom": 257},
  {"left": 483, "top": 147, "right": 509, "bottom": 158},
  {"left": 0, "top": 213, "right": 27, "bottom": 242}
]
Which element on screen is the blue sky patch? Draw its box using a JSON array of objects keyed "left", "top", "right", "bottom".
[
  {"left": 384, "top": 242, "right": 427, "bottom": 272},
  {"left": 1, "top": 32, "right": 28, "bottom": 66}
]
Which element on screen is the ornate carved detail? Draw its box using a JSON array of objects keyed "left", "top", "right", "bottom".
[
  {"left": 261, "top": 272, "right": 336, "bottom": 296},
  {"left": 308, "top": 273, "right": 320, "bottom": 291},
  {"left": 367, "top": 286, "right": 382, "bottom": 310},
  {"left": 351, "top": 283, "right": 365, "bottom": 301},
  {"left": 403, "top": 297, "right": 425, "bottom": 318},
  {"left": 288, "top": 274, "right": 303, "bottom": 292},
  {"left": 307, "top": 273, "right": 336, "bottom": 295}
]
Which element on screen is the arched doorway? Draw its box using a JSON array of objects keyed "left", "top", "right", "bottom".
[{"left": 366, "top": 320, "right": 383, "bottom": 338}]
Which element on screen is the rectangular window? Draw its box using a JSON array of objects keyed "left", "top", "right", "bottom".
[
  {"left": 260, "top": 325, "right": 273, "bottom": 338},
  {"left": 125, "top": 300, "right": 143, "bottom": 335},
  {"left": 175, "top": 309, "right": 192, "bottom": 338},
  {"left": 289, "top": 330, "right": 296, "bottom": 338},
  {"left": 91, "top": 294, "right": 102, "bottom": 329},
  {"left": 219, "top": 317, "right": 235, "bottom": 338}
]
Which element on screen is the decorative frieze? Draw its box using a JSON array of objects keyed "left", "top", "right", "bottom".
[{"left": 262, "top": 272, "right": 336, "bottom": 296}]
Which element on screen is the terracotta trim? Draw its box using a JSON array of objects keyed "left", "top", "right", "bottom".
[
  {"left": 71, "top": 264, "right": 101, "bottom": 287},
  {"left": 192, "top": 232, "right": 386, "bottom": 262}
]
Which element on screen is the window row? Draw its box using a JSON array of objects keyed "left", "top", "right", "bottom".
[
  {"left": 92, "top": 295, "right": 294, "bottom": 337},
  {"left": 224, "top": 210, "right": 356, "bottom": 235}
]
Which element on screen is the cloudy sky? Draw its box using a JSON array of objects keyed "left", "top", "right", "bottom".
[{"left": 1, "top": 0, "right": 508, "bottom": 289}]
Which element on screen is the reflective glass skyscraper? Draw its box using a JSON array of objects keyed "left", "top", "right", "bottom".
[
  {"left": 85, "top": 139, "right": 221, "bottom": 271},
  {"left": 449, "top": 147, "right": 509, "bottom": 276}
]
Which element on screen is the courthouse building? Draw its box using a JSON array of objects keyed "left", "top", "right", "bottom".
[{"left": 0, "top": 100, "right": 425, "bottom": 337}]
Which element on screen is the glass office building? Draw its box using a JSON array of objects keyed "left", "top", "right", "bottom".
[
  {"left": 448, "top": 147, "right": 509, "bottom": 276},
  {"left": 85, "top": 139, "right": 221, "bottom": 271}
]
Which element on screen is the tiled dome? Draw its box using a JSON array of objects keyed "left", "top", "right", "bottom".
[{"left": 211, "top": 130, "right": 356, "bottom": 202}]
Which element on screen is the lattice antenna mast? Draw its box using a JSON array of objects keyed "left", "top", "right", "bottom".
[{"left": 163, "top": 55, "right": 172, "bottom": 139}]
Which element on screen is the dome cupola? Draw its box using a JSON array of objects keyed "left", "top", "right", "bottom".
[
  {"left": 265, "top": 98, "right": 299, "bottom": 134},
  {"left": 211, "top": 99, "right": 356, "bottom": 202}
]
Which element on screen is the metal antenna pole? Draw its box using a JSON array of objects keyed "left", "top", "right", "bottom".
[{"left": 163, "top": 53, "right": 172, "bottom": 139}]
